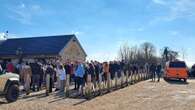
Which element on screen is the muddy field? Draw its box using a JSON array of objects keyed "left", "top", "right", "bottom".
[{"left": 1, "top": 79, "right": 195, "bottom": 110}]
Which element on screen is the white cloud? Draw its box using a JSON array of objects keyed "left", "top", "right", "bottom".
[
  {"left": 20, "top": 3, "right": 25, "bottom": 8},
  {"left": 169, "top": 30, "right": 180, "bottom": 36},
  {"left": 150, "top": 0, "right": 195, "bottom": 25},
  {"left": 7, "top": 3, "right": 42, "bottom": 25},
  {"left": 0, "top": 33, "right": 6, "bottom": 40},
  {"left": 166, "top": 0, "right": 195, "bottom": 21},
  {"left": 0, "top": 32, "right": 19, "bottom": 39},
  {"left": 152, "top": 0, "right": 166, "bottom": 5}
]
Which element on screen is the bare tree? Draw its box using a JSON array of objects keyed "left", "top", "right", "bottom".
[
  {"left": 181, "top": 48, "right": 187, "bottom": 60},
  {"left": 162, "top": 47, "right": 179, "bottom": 62},
  {"left": 118, "top": 42, "right": 157, "bottom": 65},
  {"left": 140, "top": 42, "right": 156, "bottom": 63},
  {"left": 118, "top": 43, "right": 130, "bottom": 61}
]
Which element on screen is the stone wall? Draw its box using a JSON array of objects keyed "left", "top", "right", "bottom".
[{"left": 59, "top": 39, "right": 86, "bottom": 62}]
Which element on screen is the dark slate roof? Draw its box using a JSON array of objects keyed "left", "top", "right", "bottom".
[{"left": 0, "top": 34, "right": 75, "bottom": 57}]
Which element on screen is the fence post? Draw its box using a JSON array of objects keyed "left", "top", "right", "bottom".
[
  {"left": 137, "top": 70, "right": 140, "bottom": 82},
  {"left": 114, "top": 72, "right": 118, "bottom": 89},
  {"left": 126, "top": 70, "right": 129, "bottom": 86},
  {"left": 144, "top": 69, "right": 146, "bottom": 80},
  {"left": 98, "top": 73, "right": 103, "bottom": 95},
  {"left": 136, "top": 70, "right": 138, "bottom": 83},
  {"left": 107, "top": 73, "right": 111, "bottom": 92},
  {"left": 121, "top": 71, "right": 125, "bottom": 87},
  {"left": 130, "top": 71, "right": 133, "bottom": 84},
  {"left": 65, "top": 74, "right": 70, "bottom": 97},
  {"left": 85, "top": 74, "right": 92, "bottom": 99},
  {"left": 46, "top": 74, "right": 50, "bottom": 96},
  {"left": 140, "top": 69, "right": 143, "bottom": 81}
]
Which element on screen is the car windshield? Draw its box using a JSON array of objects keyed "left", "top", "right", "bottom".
[{"left": 169, "top": 62, "right": 186, "bottom": 68}]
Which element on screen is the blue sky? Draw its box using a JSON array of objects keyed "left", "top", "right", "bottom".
[{"left": 0, "top": 0, "right": 195, "bottom": 66}]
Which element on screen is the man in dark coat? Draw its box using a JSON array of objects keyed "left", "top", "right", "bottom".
[
  {"left": 30, "top": 62, "right": 41, "bottom": 91},
  {"left": 45, "top": 64, "right": 55, "bottom": 95},
  {"left": 150, "top": 63, "right": 156, "bottom": 82},
  {"left": 156, "top": 64, "right": 162, "bottom": 82}
]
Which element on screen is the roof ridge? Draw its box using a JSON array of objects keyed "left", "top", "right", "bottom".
[{"left": 7, "top": 34, "right": 75, "bottom": 40}]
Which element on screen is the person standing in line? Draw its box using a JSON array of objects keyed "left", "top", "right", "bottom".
[
  {"left": 103, "top": 62, "right": 110, "bottom": 89},
  {"left": 94, "top": 61, "right": 101, "bottom": 82},
  {"left": 20, "top": 62, "right": 32, "bottom": 95},
  {"left": 150, "top": 63, "right": 156, "bottom": 82},
  {"left": 45, "top": 64, "right": 55, "bottom": 95},
  {"left": 39, "top": 63, "right": 44, "bottom": 90},
  {"left": 1, "top": 61, "right": 7, "bottom": 72},
  {"left": 156, "top": 63, "right": 162, "bottom": 82},
  {"left": 88, "top": 63, "right": 96, "bottom": 89},
  {"left": 6, "top": 61, "right": 15, "bottom": 73},
  {"left": 74, "top": 61, "right": 85, "bottom": 94},
  {"left": 57, "top": 65, "right": 66, "bottom": 93},
  {"left": 103, "top": 62, "right": 109, "bottom": 81},
  {"left": 0, "top": 64, "right": 2, "bottom": 73},
  {"left": 64, "top": 60, "right": 72, "bottom": 83},
  {"left": 30, "top": 61, "right": 41, "bottom": 91},
  {"left": 109, "top": 61, "right": 115, "bottom": 80}
]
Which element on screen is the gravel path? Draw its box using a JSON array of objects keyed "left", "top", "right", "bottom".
[{"left": 1, "top": 79, "right": 195, "bottom": 110}]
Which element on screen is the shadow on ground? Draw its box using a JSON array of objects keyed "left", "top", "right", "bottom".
[
  {"left": 0, "top": 101, "right": 7, "bottom": 105},
  {"left": 164, "top": 79, "right": 189, "bottom": 85}
]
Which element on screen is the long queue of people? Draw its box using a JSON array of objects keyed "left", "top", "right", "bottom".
[{"left": 0, "top": 59, "right": 162, "bottom": 97}]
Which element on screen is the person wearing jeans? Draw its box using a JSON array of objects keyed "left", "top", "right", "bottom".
[
  {"left": 57, "top": 65, "right": 66, "bottom": 93},
  {"left": 74, "top": 61, "right": 85, "bottom": 94}
]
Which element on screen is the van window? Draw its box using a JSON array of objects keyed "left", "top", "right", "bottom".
[{"left": 169, "top": 62, "right": 186, "bottom": 68}]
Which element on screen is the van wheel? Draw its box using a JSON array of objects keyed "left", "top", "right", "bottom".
[
  {"left": 164, "top": 77, "right": 168, "bottom": 81},
  {"left": 5, "top": 84, "right": 19, "bottom": 102},
  {"left": 184, "top": 78, "right": 187, "bottom": 82}
]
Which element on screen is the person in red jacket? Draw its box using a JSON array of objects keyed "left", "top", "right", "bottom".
[{"left": 7, "top": 62, "right": 15, "bottom": 73}]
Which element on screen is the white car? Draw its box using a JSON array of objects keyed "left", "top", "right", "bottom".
[{"left": 0, "top": 72, "right": 20, "bottom": 102}]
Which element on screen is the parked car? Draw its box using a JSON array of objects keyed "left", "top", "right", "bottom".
[
  {"left": 0, "top": 71, "right": 20, "bottom": 102},
  {"left": 189, "top": 64, "right": 195, "bottom": 77},
  {"left": 164, "top": 61, "right": 188, "bottom": 82}
]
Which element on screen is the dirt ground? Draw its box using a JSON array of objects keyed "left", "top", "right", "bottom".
[{"left": 1, "top": 79, "right": 195, "bottom": 110}]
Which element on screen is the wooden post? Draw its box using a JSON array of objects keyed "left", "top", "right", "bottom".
[
  {"left": 85, "top": 74, "right": 92, "bottom": 98},
  {"left": 98, "top": 73, "right": 103, "bottom": 95},
  {"left": 130, "top": 71, "right": 133, "bottom": 84},
  {"left": 136, "top": 70, "right": 138, "bottom": 83},
  {"left": 114, "top": 72, "right": 118, "bottom": 89},
  {"left": 126, "top": 70, "right": 129, "bottom": 85},
  {"left": 139, "top": 69, "right": 142, "bottom": 81},
  {"left": 141, "top": 69, "right": 143, "bottom": 81},
  {"left": 144, "top": 69, "right": 146, "bottom": 80},
  {"left": 137, "top": 69, "right": 140, "bottom": 82},
  {"left": 46, "top": 74, "right": 50, "bottom": 96},
  {"left": 107, "top": 73, "right": 111, "bottom": 92},
  {"left": 65, "top": 74, "right": 70, "bottom": 97},
  {"left": 121, "top": 71, "right": 125, "bottom": 87}
]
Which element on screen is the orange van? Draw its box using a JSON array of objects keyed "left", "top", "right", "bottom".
[{"left": 164, "top": 61, "right": 188, "bottom": 82}]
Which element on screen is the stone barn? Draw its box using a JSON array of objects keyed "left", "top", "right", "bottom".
[{"left": 0, "top": 34, "right": 87, "bottom": 64}]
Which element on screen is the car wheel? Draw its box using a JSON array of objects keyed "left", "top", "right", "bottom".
[
  {"left": 5, "top": 84, "right": 19, "bottom": 102},
  {"left": 164, "top": 77, "right": 168, "bottom": 81}
]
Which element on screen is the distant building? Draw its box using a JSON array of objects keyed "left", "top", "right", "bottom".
[{"left": 0, "top": 34, "right": 87, "bottom": 64}]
